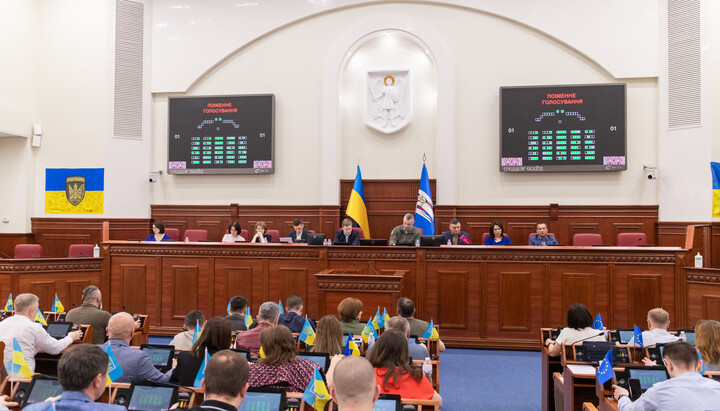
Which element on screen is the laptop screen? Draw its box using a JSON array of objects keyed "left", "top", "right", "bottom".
[
  {"left": 26, "top": 378, "right": 63, "bottom": 406},
  {"left": 297, "top": 353, "right": 330, "bottom": 371},
  {"left": 628, "top": 368, "right": 668, "bottom": 391},
  {"left": 239, "top": 391, "right": 284, "bottom": 411},
  {"left": 46, "top": 322, "right": 72, "bottom": 339},
  {"left": 618, "top": 330, "right": 635, "bottom": 344},
  {"left": 684, "top": 332, "right": 696, "bottom": 345},
  {"left": 128, "top": 385, "right": 176, "bottom": 411},
  {"left": 373, "top": 394, "right": 401, "bottom": 411},
  {"left": 141, "top": 347, "right": 173, "bottom": 368}
]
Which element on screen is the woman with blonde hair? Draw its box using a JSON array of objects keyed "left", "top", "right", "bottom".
[{"left": 311, "top": 315, "right": 344, "bottom": 356}]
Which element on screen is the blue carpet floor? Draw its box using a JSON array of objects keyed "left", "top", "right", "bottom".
[{"left": 439, "top": 348, "right": 540, "bottom": 411}]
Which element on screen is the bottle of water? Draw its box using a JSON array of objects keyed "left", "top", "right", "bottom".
[
  {"left": 447, "top": 239, "right": 452, "bottom": 246},
  {"left": 422, "top": 357, "right": 433, "bottom": 383},
  {"left": 368, "top": 333, "right": 375, "bottom": 345},
  {"left": 680, "top": 331, "right": 686, "bottom": 342},
  {"left": 93, "top": 244, "right": 100, "bottom": 258},
  {"left": 695, "top": 252, "right": 703, "bottom": 268},
  {"left": 185, "top": 237, "right": 189, "bottom": 243},
  {"left": 415, "top": 239, "right": 420, "bottom": 247},
  {"left": 322, "top": 239, "right": 328, "bottom": 246},
  {"left": 327, "top": 239, "right": 332, "bottom": 246}
]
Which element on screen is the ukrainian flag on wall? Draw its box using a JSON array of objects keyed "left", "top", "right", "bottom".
[
  {"left": 346, "top": 165, "right": 371, "bottom": 238},
  {"left": 45, "top": 168, "right": 104, "bottom": 214},
  {"left": 712, "top": 162, "right": 720, "bottom": 217}
]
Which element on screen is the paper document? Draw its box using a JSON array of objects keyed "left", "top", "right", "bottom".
[{"left": 566, "top": 364, "right": 596, "bottom": 376}]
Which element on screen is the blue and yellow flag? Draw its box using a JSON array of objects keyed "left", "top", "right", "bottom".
[
  {"left": 193, "top": 348, "right": 210, "bottom": 387},
  {"left": 52, "top": 294, "right": 65, "bottom": 313},
  {"left": 343, "top": 333, "right": 360, "bottom": 356},
  {"left": 11, "top": 338, "right": 32, "bottom": 378},
  {"left": 361, "top": 319, "right": 378, "bottom": 344},
  {"left": 245, "top": 306, "right": 254, "bottom": 328},
  {"left": 634, "top": 325, "right": 644, "bottom": 349},
  {"left": 422, "top": 320, "right": 439, "bottom": 339},
  {"left": 192, "top": 320, "right": 202, "bottom": 344},
  {"left": 712, "top": 162, "right": 720, "bottom": 217},
  {"left": 45, "top": 168, "right": 104, "bottom": 214},
  {"left": 299, "top": 318, "right": 316, "bottom": 345},
  {"left": 382, "top": 308, "right": 390, "bottom": 327},
  {"left": 100, "top": 301, "right": 103, "bottom": 311},
  {"left": 226, "top": 300, "right": 232, "bottom": 315},
  {"left": 105, "top": 344, "right": 124, "bottom": 386},
  {"left": 596, "top": 349, "right": 615, "bottom": 385},
  {"left": 372, "top": 308, "right": 383, "bottom": 330},
  {"left": 592, "top": 313, "right": 604, "bottom": 330},
  {"left": 278, "top": 300, "right": 285, "bottom": 315},
  {"left": 346, "top": 165, "right": 371, "bottom": 238},
  {"left": 35, "top": 308, "right": 47, "bottom": 326},
  {"left": 259, "top": 346, "right": 266, "bottom": 359},
  {"left": 3, "top": 294, "right": 12, "bottom": 312},
  {"left": 414, "top": 162, "right": 435, "bottom": 235},
  {"left": 302, "top": 367, "right": 331, "bottom": 410}
]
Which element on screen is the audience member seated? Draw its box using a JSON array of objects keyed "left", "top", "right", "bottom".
[
  {"left": 222, "top": 222, "right": 246, "bottom": 243},
  {"left": 171, "top": 317, "right": 233, "bottom": 386},
  {"left": 0, "top": 397, "right": 17, "bottom": 411},
  {"left": 485, "top": 221, "right": 511, "bottom": 245},
  {"left": 333, "top": 218, "right": 361, "bottom": 245},
  {"left": 389, "top": 213, "right": 423, "bottom": 246},
  {"left": 250, "top": 221, "right": 272, "bottom": 244},
  {"left": 311, "top": 315, "right": 344, "bottom": 356},
  {"left": 545, "top": 303, "right": 605, "bottom": 356},
  {"left": 100, "top": 312, "right": 170, "bottom": 383},
  {"left": 171, "top": 310, "right": 206, "bottom": 350},
  {"left": 612, "top": 341, "right": 720, "bottom": 410},
  {"left": 338, "top": 297, "right": 366, "bottom": 335},
  {"left": 397, "top": 297, "right": 445, "bottom": 352},
  {"left": 248, "top": 325, "right": 318, "bottom": 392},
  {"left": 367, "top": 316, "right": 429, "bottom": 361},
  {"left": 696, "top": 319, "right": 720, "bottom": 371},
  {"left": 66, "top": 285, "right": 112, "bottom": 344},
  {"left": 288, "top": 218, "right": 312, "bottom": 243},
  {"left": 144, "top": 221, "right": 170, "bottom": 241},
  {"left": 278, "top": 295, "right": 314, "bottom": 333},
  {"left": 188, "top": 350, "right": 250, "bottom": 411},
  {"left": 226, "top": 295, "right": 248, "bottom": 331},
  {"left": 235, "top": 301, "right": 280, "bottom": 352},
  {"left": 367, "top": 330, "right": 442, "bottom": 406},
  {"left": 628, "top": 308, "right": 679, "bottom": 347},
  {"left": 327, "top": 356, "right": 380, "bottom": 411},
  {"left": 0, "top": 293, "right": 82, "bottom": 375},
  {"left": 528, "top": 222, "right": 558, "bottom": 246},
  {"left": 442, "top": 219, "right": 471, "bottom": 245},
  {"left": 23, "top": 344, "right": 126, "bottom": 411}
]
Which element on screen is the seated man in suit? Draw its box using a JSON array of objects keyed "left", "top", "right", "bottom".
[
  {"left": 327, "top": 356, "right": 380, "bottom": 411},
  {"left": 628, "top": 307, "right": 679, "bottom": 347},
  {"left": 235, "top": 302, "right": 280, "bottom": 353},
  {"left": 101, "top": 312, "right": 171, "bottom": 383},
  {"left": 366, "top": 316, "right": 429, "bottom": 361},
  {"left": 441, "top": 219, "right": 472, "bottom": 245},
  {"left": 333, "top": 218, "right": 361, "bottom": 245},
  {"left": 226, "top": 295, "right": 248, "bottom": 331},
  {"left": 66, "top": 285, "right": 112, "bottom": 344},
  {"left": 188, "top": 350, "right": 250, "bottom": 411},
  {"left": 0, "top": 293, "right": 83, "bottom": 375},
  {"left": 278, "top": 295, "right": 314, "bottom": 333},
  {"left": 528, "top": 222, "right": 559, "bottom": 246},
  {"left": 397, "top": 297, "right": 445, "bottom": 352},
  {"left": 170, "top": 310, "right": 206, "bottom": 350},
  {"left": 288, "top": 218, "right": 311, "bottom": 243},
  {"left": 389, "top": 213, "right": 422, "bottom": 246},
  {"left": 612, "top": 341, "right": 720, "bottom": 410},
  {"left": 24, "top": 344, "right": 126, "bottom": 411}
]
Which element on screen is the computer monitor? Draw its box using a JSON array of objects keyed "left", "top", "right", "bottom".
[
  {"left": 359, "top": 238, "right": 388, "bottom": 246},
  {"left": 127, "top": 383, "right": 178, "bottom": 411},
  {"left": 140, "top": 345, "right": 175, "bottom": 371},
  {"left": 609, "top": 328, "right": 635, "bottom": 344},
  {"left": 297, "top": 352, "right": 330, "bottom": 371},
  {"left": 373, "top": 394, "right": 402, "bottom": 411},
  {"left": 46, "top": 322, "right": 72, "bottom": 339},
  {"left": 307, "top": 233, "right": 326, "bottom": 245},
  {"left": 238, "top": 387, "right": 286, "bottom": 411},
  {"left": 23, "top": 376, "right": 63, "bottom": 408},
  {"left": 230, "top": 348, "right": 253, "bottom": 362},
  {"left": 420, "top": 235, "right": 444, "bottom": 246},
  {"left": 628, "top": 368, "right": 669, "bottom": 391}
]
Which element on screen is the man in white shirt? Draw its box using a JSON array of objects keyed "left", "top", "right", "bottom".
[
  {"left": 612, "top": 341, "right": 720, "bottom": 410},
  {"left": 0, "top": 293, "right": 82, "bottom": 375},
  {"left": 628, "top": 308, "right": 679, "bottom": 347}
]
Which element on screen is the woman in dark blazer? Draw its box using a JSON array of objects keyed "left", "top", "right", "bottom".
[{"left": 170, "top": 317, "right": 233, "bottom": 386}]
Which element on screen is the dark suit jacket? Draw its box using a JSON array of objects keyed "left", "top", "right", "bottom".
[
  {"left": 442, "top": 230, "right": 472, "bottom": 245},
  {"left": 288, "top": 230, "right": 311, "bottom": 243},
  {"left": 170, "top": 348, "right": 219, "bottom": 386},
  {"left": 333, "top": 229, "right": 360, "bottom": 245}
]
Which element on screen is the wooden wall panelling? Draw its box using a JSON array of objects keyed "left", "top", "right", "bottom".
[
  {"left": 161, "top": 257, "right": 211, "bottom": 327},
  {"left": 276, "top": 267, "right": 309, "bottom": 316},
  {"left": 561, "top": 273, "right": 597, "bottom": 323},
  {"left": 0, "top": 234, "right": 34, "bottom": 259},
  {"left": 108, "top": 219, "right": 153, "bottom": 241},
  {"left": 117, "top": 263, "right": 148, "bottom": 315},
  {"left": 66, "top": 280, "right": 91, "bottom": 308},
  {"left": 685, "top": 268, "right": 720, "bottom": 324},
  {"left": 216, "top": 260, "right": 256, "bottom": 317},
  {"left": 437, "top": 270, "right": 468, "bottom": 329},
  {"left": 557, "top": 206, "right": 659, "bottom": 246},
  {"left": 498, "top": 272, "right": 532, "bottom": 332},
  {"left": 657, "top": 222, "right": 695, "bottom": 247},
  {"left": 229, "top": 205, "right": 341, "bottom": 238},
  {"left": 485, "top": 263, "right": 543, "bottom": 340},
  {"left": 27, "top": 280, "right": 55, "bottom": 310},
  {"left": 626, "top": 273, "right": 662, "bottom": 329},
  {"left": 31, "top": 218, "right": 151, "bottom": 257}
]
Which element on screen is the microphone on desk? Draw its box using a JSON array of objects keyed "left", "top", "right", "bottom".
[
  {"left": 571, "top": 332, "right": 605, "bottom": 345},
  {"left": 340, "top": 263, "right": 356, "bottom": 274},
  {"left": 0, "top": 250, "right": 12, "bottom": 259},
  {"left": 367, "top": 262, "right": 381, "bottom": 276}
]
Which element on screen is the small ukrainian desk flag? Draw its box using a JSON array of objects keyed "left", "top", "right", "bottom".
[
  {"left": 193, "top": 348, "right": 210, "bottom": 388},
  {"left": 11, "top": 338, "right": 32, "bottom": 378},
  {"left": 423, "top": 320, "right": 439, "bottom": 339},
  {"left": 592, "top": 314, "right": 604, "bottom": 330},
  {"left": 3, "top": 294, "right": 12, "bottom": 312},
  {"left": 361, "top": 319, "right": 378, "bottom": 344},
  {"left": 245, "top": 306, "right": 254, "bottom": 328},
  {"left": 278, "top": 300, "right": 285, "bottom": 315},
  {"left": 105, "top": 345, "right": 124, "bottom": 386},
  {"left": 343, "top": 333, "right": 360, "bottom": 356},
  {"left": 382, "top": 308, "right": 390, "bottom": 326},
  {"left": 52, "top": 294, "right": 65, "bottom": 313},
  {"left": 192, "top": 320, "right": 202, "bottom": 345},
  {"left": 299, "top": 318, "right": 316, "bottom": 345},
  {"left": 226, "top": 300, "right": 232, "bottom": 315},
  {"left": 45, "top": 168, "right": 104, "bottom": 214},
  {"left": 346, "top": 165, "right": 371, "bottom": 238},
  {"left": 35, "top": 308, "right": 47, "bottom": 326},
  {"left": 302, "top": 367, "right": 331, "bottom": 411},
  {"left": 372, "top": 308, "right": 383, "bottom": 330}
]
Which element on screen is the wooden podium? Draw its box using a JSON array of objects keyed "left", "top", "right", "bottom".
[{"left": 314, "top": 269, "right": 409, "bottom": 318}]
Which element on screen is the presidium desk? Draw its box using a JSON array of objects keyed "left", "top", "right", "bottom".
[{"left": 95, "top": 241, "right": 690, "bottom": 349}]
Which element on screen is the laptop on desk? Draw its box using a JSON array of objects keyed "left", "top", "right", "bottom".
[
  {"left": 297, "top": 352, "right": 330, "bottom": 372},
  {"left": 140, "top": 344, "right": 175, "bottom": 371},
  {"left": 609, "top": 328, "right": 635, "bottom": 344},
  {"left": 46, "top": 322, "right": 73, "bottom": 340},
  {"left": 127, "top": 381, "right": 178, "bottom": 411},
  {"left": 360, "top": 238, "right": 387, "bottom": 246},
  {"left": 239, "top": 387, "right": 287, "bottom": 411}
]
